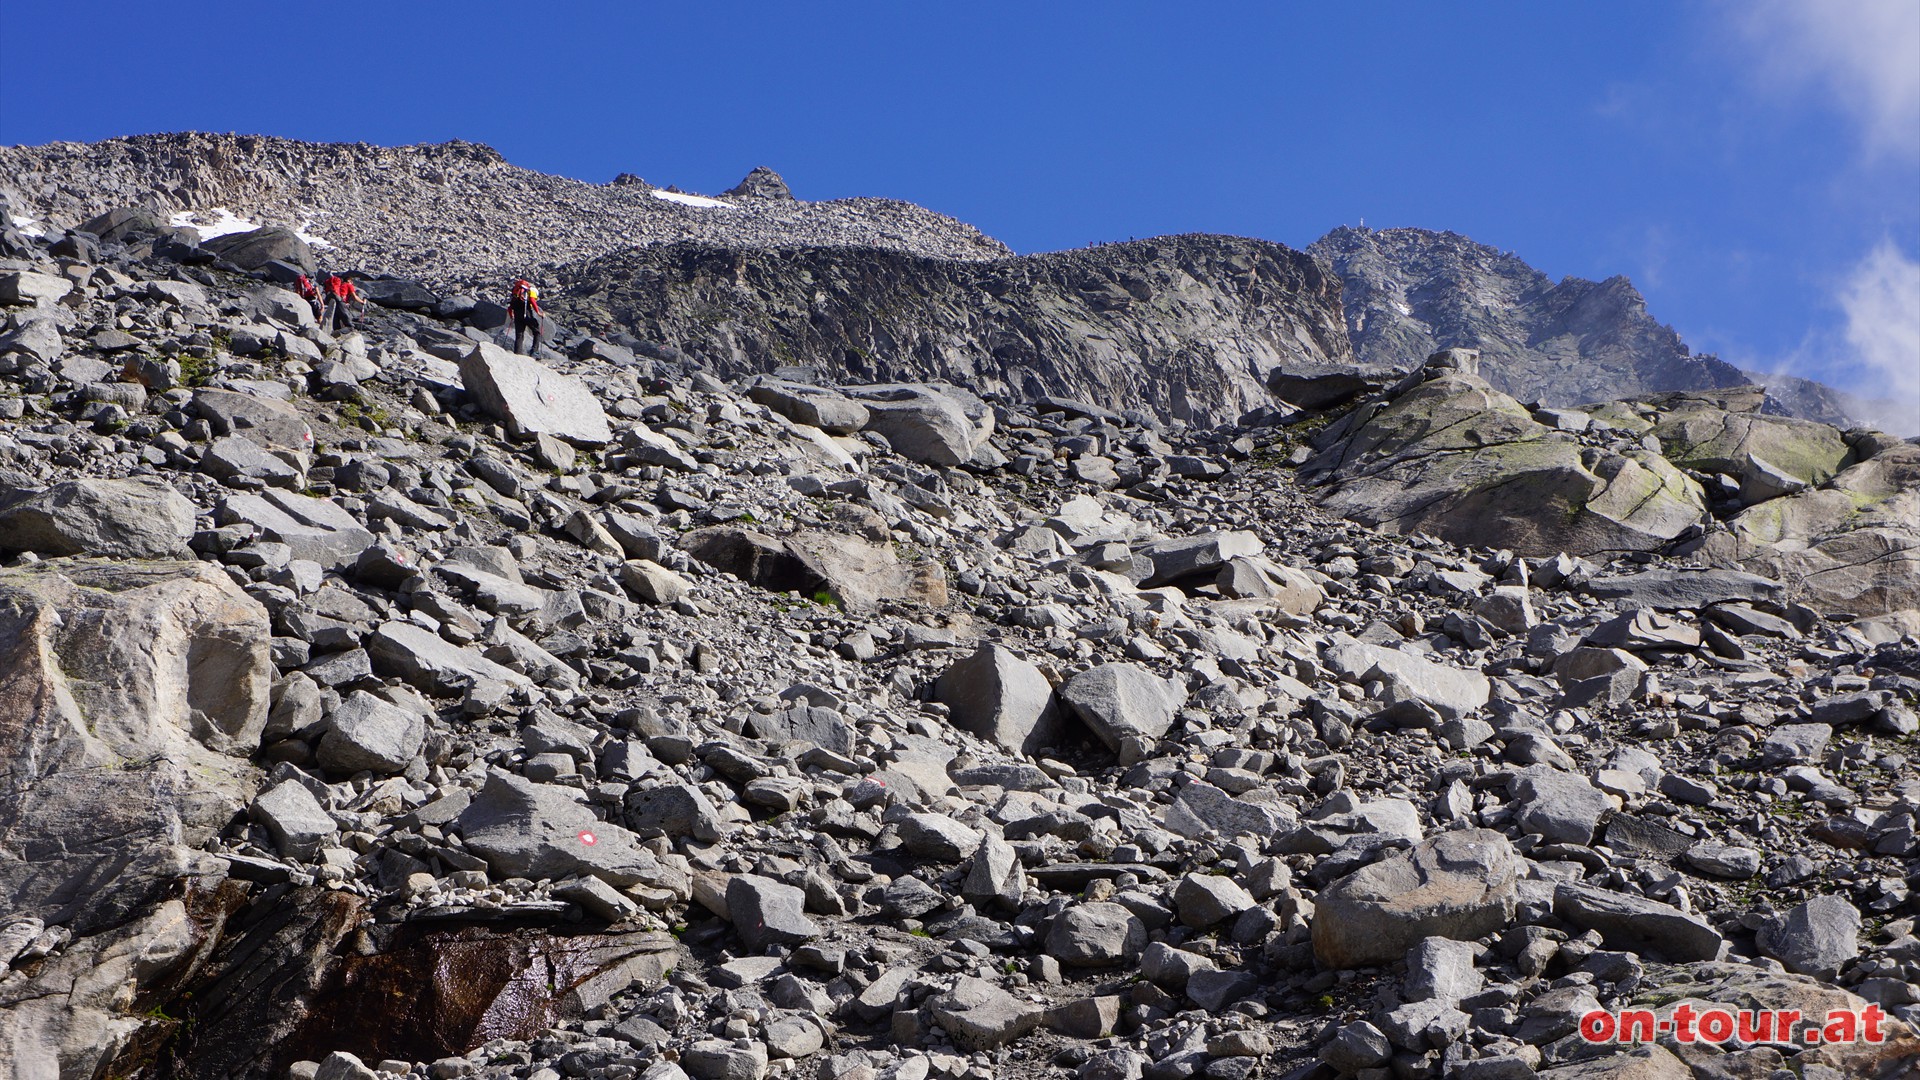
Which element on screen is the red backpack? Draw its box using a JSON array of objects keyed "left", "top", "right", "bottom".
[
  {"left": 328, "top": 275, "right": 354, "bottom": 301},
  {"left": 296, "top": 274, "right": 317, "bottom": 298}
]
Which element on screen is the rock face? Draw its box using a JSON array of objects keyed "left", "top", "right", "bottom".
[
  {"left": 0, "top": 560, "right": 270, "bottom": 930},
  {"left": 1308, "top": 226, "right": 1794, "bottom": 415},
  {"left": 1302, "top": 361, "right": 1707, "bottom": 556},
  {"left": 1703, "top": 439, "right": 1920, "bottom": 615},
  {"left": 562, "top": 234, "right": 1352, "bottom": 428}
]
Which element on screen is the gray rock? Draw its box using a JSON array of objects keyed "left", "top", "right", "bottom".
[
  {"left": 192, "top": 388, "right": 314, "bottom": 451},
  {"left": 929, "top": 976, "right": 1041, "bottom": 1051},
  {"left": 624, "top": 779, "right": 728, "bottom": 842},
  {"left": 681, "top": 1041, "right": 767, "bottom": 1080},
  {"left": 455, "top": 770, "right": 671, "bottom": 889},
  {"left": 1403, "top": 936, "right": 1483, "bottom": 1005},
  {"left": 962, "top": 834, "right": 1026, "bottom": 910},
  {"left": 1584, "top": 609, "right": 1701, "bottom": 651},
  {"left": 1552, "top": 883, "right": 1723, "bottom": 962},
  {"left": 1320, "top": 1020, "right": 1392, "bottom": 1073},
  {"left": 1164, "top": 780, "right": 1296, "bottom": 841},
  {"left": 727, "top": 874, "right": 819, "bottom": 951},
  {"left": 1323, "top": 635, "right": 1490, "bottom": 720},
  {"left": 1585, "top": 569, "right": 1784, "bottom": 610},
  {"left": 1760, "top": 723, "right": 1831, "bottom": 766},
  {"left": 1046, "top": 902, "right": 1147, "bottom": 967},
  {"left": 1057, "top": 663, "right": 1184, "bottom": 751},
  {"left": 250, "top": 779, "right": 336, "bottom": 860},
  {"left": 0, "top": 271, "right": 73, "bottom": 305},
  {"left": 747, "top": 381, "right": 869, "bottom": 434},
  {"left": 217, "top": 489, "right": 375, "bottom": 567},
  {"left": 1135, "top": 531, "right": 1263, "bottom": 587},
  {"left": 458, "top": 342, "right": 613, "bottom": 445},
  {"left": 1682, "top": 842, "right": 1761, "bottom": 880},
  {"left": 0, "top": 478, "right": 195, "bottom": 558},
  {"left": 1172, "top": 873, "right": 1256, "bottom": 930},
  {"left": 620, "top": 560, "right": 691, "bottom": 605},
  {"left": 1185, "top": 968, "right": 1259, "bottom": 1011},
  {"left": 1312, "top": 828, "right": 1521, "bottom": 968},
  {"left": 316, "top": 691, "right": 426, "bottom": 775},
  {"left": 842, "top": 383, "right": 993, "bottom": 465},
  {"left": 1756, "top": 895, "right": 1860, "bottom": 979},
  {"left": 747, "top": 703, "right": 853, "bottom": 756},
  {"left": 896, "top": 812, "right": 981, "bottom": 862},
  {"left": 934, "top": 645, "right": 1062, "bottom": 757},
  {"left": 1511, "top": 767, "right": 1613, "bottom": 845},
  {"left": 202, "top": 226, "right": 314, "bottom": 273},
  {"left": 367, "top": 620, "right": 531, "bottom": 695}
]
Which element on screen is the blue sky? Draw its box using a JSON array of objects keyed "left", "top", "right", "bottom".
[{"left": 2, "top": 1, "right": 1915, "bottom": 422}]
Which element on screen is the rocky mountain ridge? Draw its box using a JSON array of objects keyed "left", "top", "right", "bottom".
[
  {"left": 1307, "top": 226, "right": 1860, "bottom": 426},
  {"left": 556, "top": 235, "right": 1351, "bottom": 429},
  {"left": 0, "top": 133, "right": 1010, "bottom": 289}
]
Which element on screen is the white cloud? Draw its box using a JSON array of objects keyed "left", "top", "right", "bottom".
[
  {"left": 1735, "top": 0, "right": 1920, "bottom": 159},
  {"left": 1838, "top": 239, "right": 1920, "bottom": 433}
]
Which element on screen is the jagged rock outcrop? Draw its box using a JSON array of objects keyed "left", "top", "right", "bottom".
[
  {"left": 1300, "top": 352, "right": 1708, "bottom": 556},
  {"left": 1309, "top": 226, "right": 1790, "bottom": 413},
  {"left": 560, "top": 234, "right": 1353, "bottom": 427}
]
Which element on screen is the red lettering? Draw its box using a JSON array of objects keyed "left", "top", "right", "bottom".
[
  {"left": 1863, "top": 1004, "right": 1886, "bottom": 1043},
  {"left": 1824, "top": 1010, "right": 1858, "bottom": 1045},
  {"left": 1672, "top": 1003, "right": 1697, "bottom": 1043},
  {"left": 1579, "top": 1010, "right": 1616, "bottom": 1043},
  {"left": 1736, "top": 1009, "right": 1774, "bottom": 1042},
  {"left": 1618, "top": 1009, "right": 1657, "bottom": 1043},
  {"left": 1696, "top": 1009, "right": 1734, "bottom": 1044},
  {"left": 1777, "top": 1009, "right": 1803, "bottom": 1041}
]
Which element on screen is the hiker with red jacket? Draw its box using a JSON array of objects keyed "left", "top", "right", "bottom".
[
  {"left": 324, "top": 272, "right": 365, "bottom": 333},
  {"left": 294, "top": 273, "right": 324, "bottom": 323},
  {"left": 509, "top": 277, "right": 544, "bottom": 355}
]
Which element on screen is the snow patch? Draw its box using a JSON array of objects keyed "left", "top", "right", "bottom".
[
  {"left": 170, "top": 208, "right": 333, "bottom": 249},
  {"left": 1394, "top": 301, "right": 1412, "bottom": 317},
  {"left": 13, "top": 219, "right": 46, "bottom": 238},
  {"left": 650, "top": 190, "right": 735, "bottom": 210}
]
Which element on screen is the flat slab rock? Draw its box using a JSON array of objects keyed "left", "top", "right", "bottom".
[{"left": 458, "top": 342, "right": 612, "bottom": 445}]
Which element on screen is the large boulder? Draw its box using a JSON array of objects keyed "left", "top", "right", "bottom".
[
  {"left": 842, "top": 383, "right": 994, "bottom": 466},
  {"left": 1302, "top": 366, "right": 1706, "bottom": 556},
  {"left": 456, "top": 771, "right": 677, "bottom": 891},
  {"left": 201, "top": 226, "right": 315, "bottom": 274},
  {"left": 682, "top": 526, "right": 946, "bottom": 612},
  {"left": 1701, "top": 440, "right": 1920, "bottom": 615},
  {"left": 746, "top": 380, "right": 870, "bottom": 434},
  {"left": 0, "top": 560, "right": 270, "bottom": 932},
  {"left": 1056, "top": 663, "right": 1185, "bottom": 750},
  {"left": 0, "top": 478, "right": 195, "bottom": 558},
  {"left": 458, "top": 342, "right": 613, "bottom": 445},
  {"left": 934, "top": 645, "right": 1061, "bottom": 757},
  {"left": 216, "top": 489, "right": 375, "bottom": 568},
  {"left": 192, "top": 387, "right": 314, "bottom": 452},
  {"left": 1312, "top": 829, "right": 1521, "bottom": 968}
]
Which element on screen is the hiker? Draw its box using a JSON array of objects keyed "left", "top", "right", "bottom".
[
  {"left": 294, "top": 272, "right": 324, "bottom": 323},
  {"left": 324, "top": 272, "right": 364, "bottom": 333},
  {"left": 509, "top": 277, "right": 543, "bottom": 355}
]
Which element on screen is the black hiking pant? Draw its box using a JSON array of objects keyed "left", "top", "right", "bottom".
[
  {"left": 328, "top": 298, "right": 356, "bottom": 333},
  {"left": 513, "top": 314, "right": 542, "bottom": 355}
]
